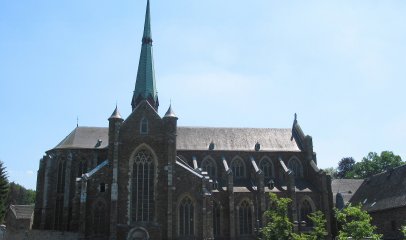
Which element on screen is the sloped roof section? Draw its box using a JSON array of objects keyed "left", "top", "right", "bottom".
[
  {"left": 350, "top": 164, "right": 406, "bottom": 212},
  {"left": 52, "top": 126, "right": 300, "bottom": 152},
  {"left": 177, "top": 127, "right": 300, "bottom": 151},
  {"left": 53, "top": 127, "right": 108, "bottom": 150},
  {"left": 331, "top": 179, "right": 363, "bottom": 204},
  {"left": 10, "top": 205, "right": 34, "bottom": 219}
]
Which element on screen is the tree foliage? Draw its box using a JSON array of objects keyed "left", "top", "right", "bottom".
[
  {"left": 261, "top": 193, "right": 294, "bottom": 239},
  {"left": 6, "top": 182, "right": 36, "bottom": 205},
  {"left": 335, "top": 204, "right": 381, "bottom": 240},
  {"left": 401, "top": 224, "right": 406, "bottom": 239},
  {"left": 261, "top": 193, "right": 327, "bottom": 240},
  {"left": 0, "top": 161, "right": 9, "bottom": 222},
  {"left": 346, "top": 151, "right": 404, "bottom": 179},
  {"left": 292, "top": 211, "right": 328, "bottom": 240},
  {"left": 337, "top": 157, "right": 355, "bottom": 179},
  {"left": 323, "top": 167, "right": 337, "bottom": 179}
]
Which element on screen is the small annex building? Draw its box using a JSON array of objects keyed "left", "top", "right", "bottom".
[
  {"left": 350, "top": 164, "right": 406, "bottom": 240},
  {"left": 331, "top": 179, "right": 363, "bottom": 209},
  {"left": 4, "top": 205, "right": 34, "bottom": 231}
]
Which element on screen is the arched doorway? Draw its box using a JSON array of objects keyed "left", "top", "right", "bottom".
[{"left": 127, "top": 227, "right": 150, "bottom": 240}]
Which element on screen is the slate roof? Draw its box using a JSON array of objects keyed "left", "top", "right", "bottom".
[
  {"left": 349, "top": 164, "right": 406, "bottom": 212},
  {"left": 9, "top": 205, "right": 34, "bottom": 219},
  {"left": 331, "top": 179, "right": 363, "bottom": 204},
  {"left": 54, "top": 127, "right": 109, "bottom": 150},
  {"left": 176, "top": 127, "right": 300, "bottom": 151},
  {"left": 52, "top": 126, "right": 300, "bottom": 152}
]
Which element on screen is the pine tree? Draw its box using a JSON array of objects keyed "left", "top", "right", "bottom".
[{"left": 0, "top": 161, "right": 9, "bottom": 222}]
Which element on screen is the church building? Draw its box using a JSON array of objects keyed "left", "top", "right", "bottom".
[{"left": 33, "top": 1, "right": 334, "bottom": 239}]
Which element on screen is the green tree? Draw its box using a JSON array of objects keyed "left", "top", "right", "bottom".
[
  {"left": 0, "top": 161, "right": 9, "bottom": 222},
  {"left": 292, "top": 211, "right": 328, "bottom": 240},
  {"left": 6, "top": 182, "right": 36, "bottom": 205},
  {"left": 401, "top": 224, "right": 406, "bottom": 239},
  {"left": 261, "top": 194, "right": 328, "bottom": 240},
  {"left": 335, "top": 204, "right": 381, "bottom": 240},
  {"left": 261, "top": 193, "right": 294, "bottom": 239},
  {"left": 337, "top": 157, "right": 355, "bottom": 179},
  {"left": 346, "top": 151, "right": 404, "bottom": 179},
  {"left": 323, "top": 167, "right": 337, "bottom": 179}
]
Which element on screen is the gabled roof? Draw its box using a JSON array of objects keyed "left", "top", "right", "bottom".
[
  {"left": 52, "top": 126, "right": 300, "bottom": 152},
  {"left": 9, "top": 205, "right": 34, "bottom": 219},
  {"left": 176, "top": 127, "right": 300, "bottom": 151},
  {"left": 53, "top": 127, "right": 108, "bottom": 150},
  {"left": 331, "top": 179, "right": 363, "bottom": 204},
  {"left": 350, "top": 164, "right": 406, "bottom": 212}
]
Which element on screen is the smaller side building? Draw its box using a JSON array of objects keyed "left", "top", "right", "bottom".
[
  {"left": 331, "top": 179, "right": 363, "bottom": 209},
  {"left": 4, "top": 205, "right": 34, "bottom": 231},
  {"left": 350, "top": 165, "right": 406, "bottom": 240}
]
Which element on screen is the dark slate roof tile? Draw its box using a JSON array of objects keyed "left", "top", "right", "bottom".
[
  {"left": 349, "top": 164, "right": 406, "bottom": 212},
  {"left": 52, "top": 126, "right": 300, "bottom": 152},
  {"left": 331, "top": 179, "right": 363, "bottom": 204},
  {"left": 176, "top": 127, "right": 300, "bottom": 151},
  {"left": 53, "top": 127, "right": 108, "bottom": 150},
  {"left": 10, "top": 205, "right": 34, "bottom": 219}
]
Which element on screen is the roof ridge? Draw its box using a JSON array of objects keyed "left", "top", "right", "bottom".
[{"left": 178, "top": 126, "right": 292, "bottom": 130}]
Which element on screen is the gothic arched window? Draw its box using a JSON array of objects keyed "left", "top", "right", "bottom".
[
  {"left": 300, "top": 199, "right": 313, "bottom": 227},
  {"left": 259, "top": 158, "right": 274, "bottom": 179},
  {"left": 132, "top": 149, "right": 154, "bottom": 222},
  {"left": 213, "top": 202, "right": 221, "bottom": 236},
  {"left": 77, "top": 160, "right": 87, "bottom": 177},
  {"left": 239, "top": 200, "right": 252, "bottom": 235},
  {"left": 288, "top": 158, "right": 303, "bottom": 178},
  {"left": 179, "top": 196, "right": 194, "bottom": 236},
  {"left": 231, "top": 158, "right": 245, "bottom": 179},
  {"left": 93, "top": 201, "right": 107, "bottom": 236},
  {"left": 140, "top": 117, "right": 148, "bottom": 134},
  {"left": 201, "top": 158, "right": 216, "bottom": 179},
  {"left": 57, "top": 161, "right": 66, "bottom": 193}
]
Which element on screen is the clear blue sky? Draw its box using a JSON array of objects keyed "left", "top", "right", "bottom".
[{"left": 1, "top": 0, "right": 405, "bottom": 190}]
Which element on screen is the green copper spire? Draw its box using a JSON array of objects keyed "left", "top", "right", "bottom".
[{"left": 132, "top": 0, "right": 159, "bottom": 111}]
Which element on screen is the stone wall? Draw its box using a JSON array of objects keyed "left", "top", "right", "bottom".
[
  {"left": 5, "top": 230, "right": 79, "bottom": 240},
  {"left": 370, "top": 207, "right": 406, "bottom": 240}
]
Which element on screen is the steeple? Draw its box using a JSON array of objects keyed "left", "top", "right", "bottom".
[
  {"left": 132, "top": 0, "right": 159, "bottom": 111},
  {"left": 109, "top": 105, "right": 122, "bottom": 120}
]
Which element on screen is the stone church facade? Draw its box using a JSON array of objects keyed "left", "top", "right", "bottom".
[{"left": 33, "top": 1, "right": 334, "bottom": 239}]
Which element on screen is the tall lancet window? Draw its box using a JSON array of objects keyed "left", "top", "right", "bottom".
[
  {"left": 140, "top": 117, "right": 148, "bottom": 134},
  {"left": 132, "top": 149, "right": 154, "bottom": 222},
  {"left": 57, "top": 161, "right": 66, "bottom": 193},
  {"left": 259, "top": 158, "right": 274, "bottom": 179},
  {"left": 201, "top": 158, "right": 216, "bottom": 179},
  {"left": 55, "top": 160, "right": 66, "bottom": 230},
  {"left": 93, "top": 201, "right": 107, "bottom": 236},
  {"left": 300, "top": 199, "right": 313, "bottom": 227},
  {"left": 231, "top": 158, "right": 245, "bottom": 179},
  {"left": 239, "top": 200, "right": 252, "bottom": 235},
  {"left": 213, "top": 202, "right": 221, "bottom": 236},
  {"left": 288, "top": 158, "right": 303, "bottom": 178},
  {"left": 179, "top": 196, "right": 194, "bottom": 236}
]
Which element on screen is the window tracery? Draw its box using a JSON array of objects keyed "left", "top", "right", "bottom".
[
  {"left": 300, "top": 199, "right": 313, "bottom": 227},
  {"left": 238, "top": 200, "right": 252, "bottom": 235},
  {"left": 231, "top": 158, "right": 245, "bottom": 179},
  {"left": 288, "top": 158, "right": 303, "bottom": 177},
  {"left": 201, "top": 158, "right": 216, "bottom": 179},
  {"left": 259, "top": 158, "right": 274, "bottom": 179},
  {"left": 179, "top": 196, "right": 194, "bottom": 236},
  {"left": 132, "top": 149, "right": 154, "bottom": 222}
]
